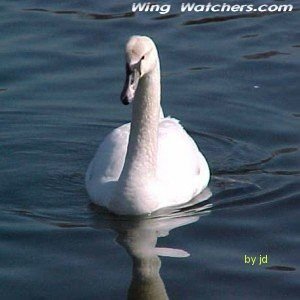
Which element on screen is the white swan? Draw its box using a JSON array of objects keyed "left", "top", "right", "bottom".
[{"left": 85, "top": 35, "right": 210, "bottom": 215}]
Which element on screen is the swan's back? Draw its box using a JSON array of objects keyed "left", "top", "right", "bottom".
[
  {"left": 156, "top": 118, "right": 210, "bottom": 206},
  {"left": 157, "top": 118, "right": 204, "bottom": 182},
  {"left": 86, "top": 118, "right": 209, "bottom": 208}
]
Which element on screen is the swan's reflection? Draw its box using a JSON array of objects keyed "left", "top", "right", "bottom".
[{"left": 92, "top": 188, "right": 212, "bottom": 299}]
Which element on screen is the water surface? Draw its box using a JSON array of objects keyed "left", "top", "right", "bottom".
[{"left": 1, "top": 0, "right": 299, "bottom": 299}]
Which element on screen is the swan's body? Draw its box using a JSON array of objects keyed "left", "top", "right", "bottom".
[{"left": 86, "top": 36, "right": 210, "bottom": 215}]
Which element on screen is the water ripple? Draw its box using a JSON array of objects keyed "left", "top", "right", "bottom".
[
  {"left": 215, "top": 147, "right": 299, "bottom": 176},
  {"left": 153, "top": 13, "right": 181, "bottom": 20},
  {"left": 266, "top": 265, "right": 296, "bottom": 272},
  {"left": 23, "top": 8, "right": 135, "bottom": 21},
  {"left": 243, "top": 50, "right": 290, "bottom": 60},
  {"left": 182, "top": 9, "right": 299, "bottom": 26},
  {"left": 241, "top": 34, "right": 259, "bottom": 39}
]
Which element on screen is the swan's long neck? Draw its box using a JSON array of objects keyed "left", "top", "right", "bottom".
[{"left": 121, "top": 61, "right": 161, "bottom": 181}]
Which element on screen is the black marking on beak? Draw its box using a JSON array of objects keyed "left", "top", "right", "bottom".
[{"left": 120, "top": 60, "right": 142, "bottom": 105}]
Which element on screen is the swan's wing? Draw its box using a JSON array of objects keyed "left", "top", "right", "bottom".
[
  {"left": 86, "top": 123, "right": 130, "bottom": 183},
  {"left": 157, "top": 117, "right": 210, "bottom": 199},
  {"left": 85, "top": 123, "right": 130, "bottom": 204}
]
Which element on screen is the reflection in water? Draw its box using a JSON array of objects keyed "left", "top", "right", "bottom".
[{"left": 92, "top": 190, "right": 211, "bottom": 299}]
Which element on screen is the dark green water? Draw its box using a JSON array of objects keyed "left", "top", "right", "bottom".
[{"left": 1, "top": 0, "right": 299, "bottom": 299}]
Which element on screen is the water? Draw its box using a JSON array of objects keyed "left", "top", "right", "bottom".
[{"left": 1, "top": 0, "right": 299, "bottom": 299}]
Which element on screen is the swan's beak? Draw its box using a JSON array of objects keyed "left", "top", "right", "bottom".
[{"left": 121, "top": 63, "right": 140, "bottom": 105}]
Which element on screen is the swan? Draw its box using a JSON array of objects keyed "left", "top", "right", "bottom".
[{"left": 85, "top": 35, "right": 210, "bottom": 215}]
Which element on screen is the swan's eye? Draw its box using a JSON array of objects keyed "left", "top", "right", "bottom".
[{"left": 141, "top": 55, "right": 145, "bottom": 60}]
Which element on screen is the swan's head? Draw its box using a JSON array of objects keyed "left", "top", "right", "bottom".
[{"left": 121, "top": 35, "right": 158, "bottom": 105}]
